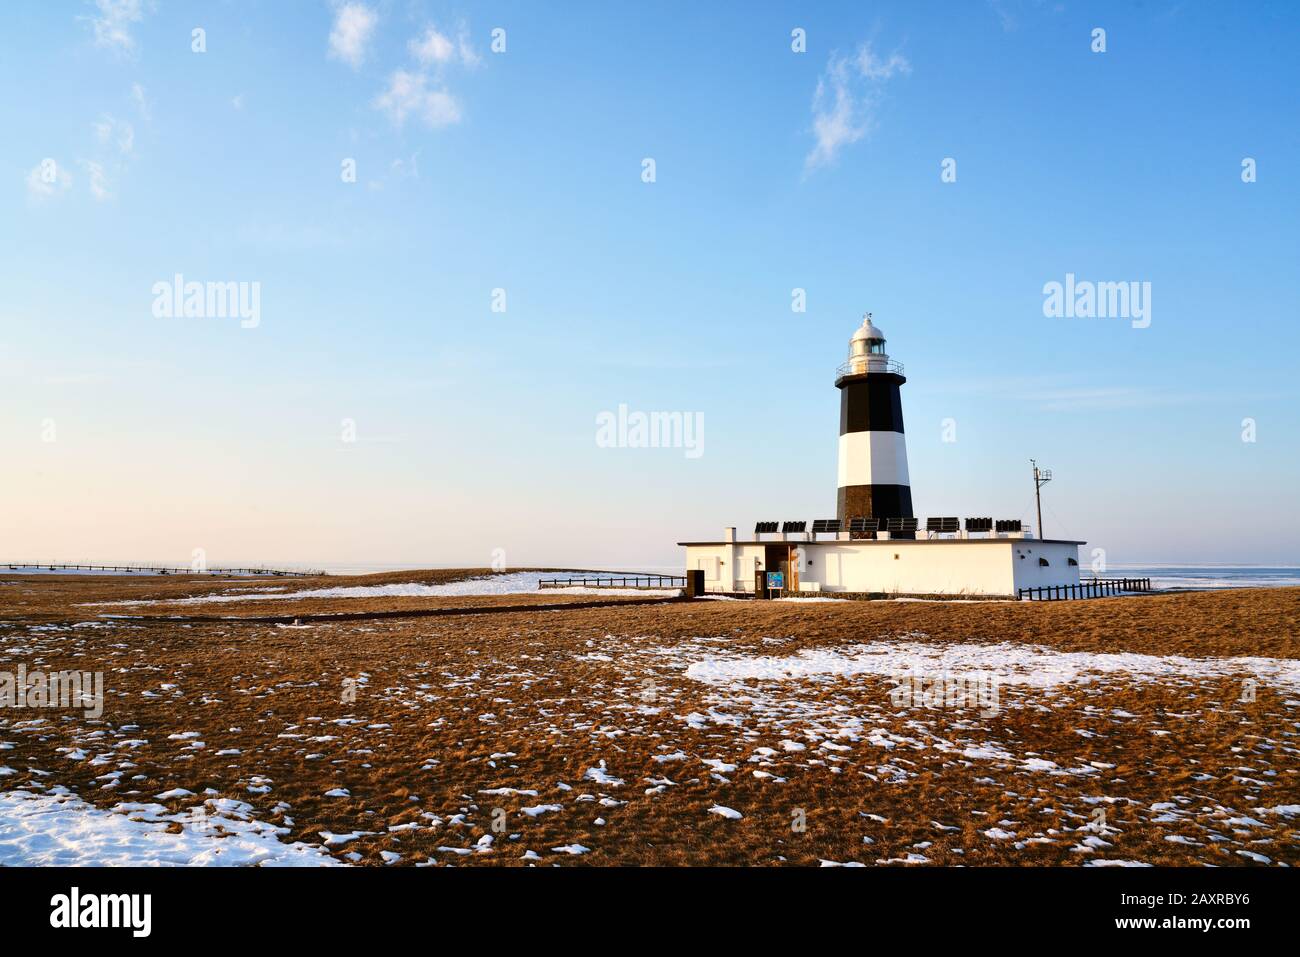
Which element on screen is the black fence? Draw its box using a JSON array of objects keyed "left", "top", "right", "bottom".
[
  {"left": 538, "top": 574, "right": 686, "bottom": 590},
  {"left": 1018, "top": 578, "right": 1152, "bottom": 601},
  {"left": 3, "top": 563, "right": 323, "bottom": 577}
]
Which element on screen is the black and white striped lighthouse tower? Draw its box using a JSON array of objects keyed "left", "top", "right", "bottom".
[{"left": 835, "top": 313, "right": 913, "bottom": 525}]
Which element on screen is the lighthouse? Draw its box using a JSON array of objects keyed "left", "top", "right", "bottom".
[
  {"left": 835, "top": 313, "right": 913, "bottom": 525},
  {"left": 679, "top": 310, "right": 1089, "bottom": 597}
]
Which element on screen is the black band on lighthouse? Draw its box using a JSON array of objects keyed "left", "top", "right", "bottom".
[
  {"left": 839, "top": 373, "right": 906, "bottom": 435},
  {"left": 836, "top": 372, "right": 912, "bottom": 523},
  {"left": 837, "top": 484, "right": 914, "bottom": 523}
]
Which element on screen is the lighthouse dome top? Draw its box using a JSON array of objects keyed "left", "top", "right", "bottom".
[
  {"left": 851, "top": 313, "right": 885, "bottom": 343},
  {"left": 839, "top": 311, "right": 901, "bottom": 380}
]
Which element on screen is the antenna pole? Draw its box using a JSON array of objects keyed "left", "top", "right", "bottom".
[{"left": 1031, "top": 459, "right": 1052, "bottom": 539}]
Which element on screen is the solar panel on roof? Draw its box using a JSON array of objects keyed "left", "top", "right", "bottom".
[
  {"left": 782, "top": 521, "right": 806, "bottom": 533},
  {"left": 995, "top": 519, "right": 1022, "bottom": 533},
  {"left": 812, "top": 519, "right": 841, "bottom": 533},
  {"left": 965, "top": 517, "right": 993, "bottom": 533},
  {"left": 848, "top": 517, "right": 869, "bottom": 532},
  {"left": 754, "top": 521, "right": 778, "bottom": 534}
]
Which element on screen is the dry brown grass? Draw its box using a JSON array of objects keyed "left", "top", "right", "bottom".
[
  {"left": 0, "top": 567, "right": 659, "bottom": 622},
  {"left": 1, "top": 572, "right": 1296, "bottom": 866}
]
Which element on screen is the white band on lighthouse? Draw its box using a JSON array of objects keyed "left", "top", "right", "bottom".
[{"left": 837, "top": 430, "right": 911, "bottom": 489}]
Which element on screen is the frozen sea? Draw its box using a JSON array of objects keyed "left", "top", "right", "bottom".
[{"left": 1086, "top": 565, "right": 1300, "bottom": 591}]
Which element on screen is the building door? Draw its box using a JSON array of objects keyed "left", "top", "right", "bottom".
[{"left": 764, "top": 544, "right": 799, "bottom": 593}]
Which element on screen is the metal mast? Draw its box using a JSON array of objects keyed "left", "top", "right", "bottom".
[{"left": 1031, "top": 459, "right": 1052, "bottom": 539}]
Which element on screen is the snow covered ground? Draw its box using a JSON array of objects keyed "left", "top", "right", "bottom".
[
  {"left": 0, "top": 788, "right": 340, "bottom": 866},
  {"left": 84, "top": 571, "right": 681, "bottom": 606},
  {"left": 681, "top": 639, "right": 1300, "bottom": 695}
]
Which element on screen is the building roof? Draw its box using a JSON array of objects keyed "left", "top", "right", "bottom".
[
  {"left": 677, "top": 537, "right": 1087, "bottom": 547},
  {"left": 851, "top": 316, "right": 885, "bottom": 342}
]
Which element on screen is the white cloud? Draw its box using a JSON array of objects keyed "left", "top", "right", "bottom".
[
  {"left": 328, "top": 2, "right": 378, "bottom": 69},
  {"left": 457, "top": 33, "right": 481, "bottom": 69},
  {"left": 807, "top": 60, "right": 862, "bottom": 171},
  {"left": 409, "top": 24, "right": 479, "bottom": 68},
  {"left": 391, "top": 154, "right": 420, "bottom": 179},
  {"left": 94, "top": 115, "right": 134, "bottom": 155},
  {"left": 855, "top": 47, "right": 911, "bottom": 82},
  {"left": 25, "top": 160, "right": 73, "bottom": 201},
  {"left": 84, "top": 0, "right": 144, "bottom": 54},
  {"left": 131, "top": 82, "right": 150, "bottom": 121},
  {"left": 410, "top": 26, "right": 455, "bottom": 65},
  {"left": 373, "top": 70, "right": 461, "bottom": 128},
  {"left": 805, "top": 43, "right": 911, "bottom": 172},
  {"left": 989, "top": 0, "right": 1018, "bottom": 33},
  {"left": 81, "top": 160, "right": 110, "bottom": 201},
  {"left": 377, "top": 23, "right": 478, "bottom": 130}
]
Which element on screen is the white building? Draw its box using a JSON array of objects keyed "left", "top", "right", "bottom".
[
  {"left": 680, "top": 527, "right": 1082, "bottom": 598},
  {"left": 680, "top": 314, "right": 1084, "bottom": 598}
]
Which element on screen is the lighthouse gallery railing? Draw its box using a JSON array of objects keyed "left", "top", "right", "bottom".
[{"left": 835, "top": 359, "right": 904, "bottom": 379}]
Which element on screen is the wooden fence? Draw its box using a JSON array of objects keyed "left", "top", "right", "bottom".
[
  {"left": 1018, "top": 578, "right": 1152, "bottom": 601},
  {"left": 539, "top": 574, "right": 686, "bottom": 590},
  {"left": 3, "top": 563, "right": 323, "bottom": 577}
]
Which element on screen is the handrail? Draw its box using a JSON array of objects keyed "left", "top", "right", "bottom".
[{"left": 835, "top": 359, "right": 904, "bottom": 379}]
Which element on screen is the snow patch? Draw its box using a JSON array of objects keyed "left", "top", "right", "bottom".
[
  {"left": 86, "top": 571, "right": 679, "bottom": 606},
  {"left": 683, "top": 640, "right": 1300, "bottom": 693},
  {"left": 0, "top": 789, "right": 339, "bottom": 866}
]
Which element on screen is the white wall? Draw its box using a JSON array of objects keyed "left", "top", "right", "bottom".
[
  {"left": 1009, "top": 541, "right": 1082, "bottom": 591},
  {"left": 807, "top": 541, "right": 1015, "bottom": 595},
  {"left": 690, "top": 543, "right": 766, "bottom": 591},
  {"left": 686, "top": 539, "right": 1083, "bottom": 596}
]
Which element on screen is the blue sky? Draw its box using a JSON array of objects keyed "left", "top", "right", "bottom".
[{"left": 2, "top": 1, "right": 1298, "bottom": 570}]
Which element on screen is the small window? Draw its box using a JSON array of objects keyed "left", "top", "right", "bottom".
[
  {"left": 1067, "top": 557, "right": 1078, "bottom": 566},
  {"left": 893, "top": 554, "right": 899, "bottom": 560},
  {"left": 1038, "top": 557, "right": 1050, "bottom": 567}
]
